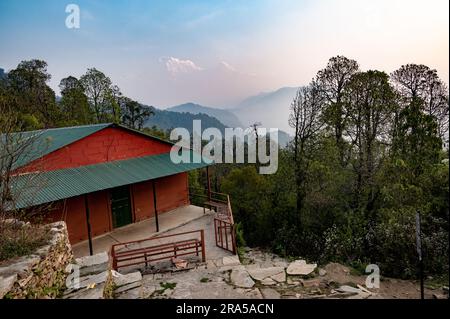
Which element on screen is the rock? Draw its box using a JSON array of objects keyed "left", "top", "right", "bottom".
[
  {"left": 270, "top": 271, "right": 286, "bottom": 283},
  {"left": 0, "top": 274, "right": 17, "bottom": 298},
  {"left": 0, "top": 255, "right": 40, "bottom": 277},
  {"left": 75, "top": 252, "right": 109, "bottom": 276},
  {"left": 115, "top": 281, "right": 141, "bottom": 294},
  {"left": 336, "top": 285, "right": 361, "bottom": 294},
  {"left": 319, "top": 269, "right": 327, "bottom": 276},
  {"left": 247, "top": 267, "right": 284, "bottom": 281},
  {"left": 141, "top": 284, "right": 157, "bottom": 298},
  {"left": 222, "top": 255, "right": 240, "bottom": 266},
  {"left": 261, "top": 278, "right": 276, "bottom": 286},
  {"left": 433, "top": 293, "right": 447, "bottom": 299},
  {"left": 65, "top": 284, "right": 105, "bottom": 299},
  {"left": 357, "top": 284, "right": 371, "bottom": 294},
  {"left": 206, "top": 260, "right": 217, "bottom": 269},
  {"left": 112, "top": 271, "right": 142, "bottom": 287},
  {"left": 70, "top": 271, "right": 108, "bottom": 289},
  {"left": 116, "top": 287, "right": 142, "bottom": 299},
  {"left": 261, "top": 288, "right": 281, "bottom": 299},
  {"left": 230, "top": 269, "right": 255, "bottom": 288},
  {"left": 219, "top": 265, "right": 245, "bottom": 272},
  {"left": 245, "top": 288, "right": 263, "bottom": 299},
  {"left": 302, "top": 278, "right": 321, "bottom": 288},
  {"left": 286, "top": 260, "right": 317, "bottom": 276}
]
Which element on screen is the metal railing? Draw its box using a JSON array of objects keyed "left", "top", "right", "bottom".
[
  {"left": 111, "top": 229, "right": 205, "bottom": 271},
  {"left": 189, "top": 187, "right": 236, "bottom": 254}
]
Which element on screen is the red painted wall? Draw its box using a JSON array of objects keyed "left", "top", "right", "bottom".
[
  {"left": 44, "top": 173, "right": 190, "bottom": 244},
  {"left": 19, "top": 127, "right": 172, "bottom": 173}
]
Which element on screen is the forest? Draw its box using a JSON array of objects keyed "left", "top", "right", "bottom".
[{"left": 0, "top": 56, "right": 448, "bottom": 281}]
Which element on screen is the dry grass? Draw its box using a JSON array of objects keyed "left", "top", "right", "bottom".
[{"left": 0, "top": 220, "right": 50, "bottom": 262}]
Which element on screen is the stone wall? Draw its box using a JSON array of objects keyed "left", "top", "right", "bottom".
[{"left": 0, "top": 221, "right": 73, "bottom": 299}]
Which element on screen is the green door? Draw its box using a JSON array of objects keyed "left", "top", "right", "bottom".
[{"left": 110, "top": 186, "right": 132, "bottom": 228}]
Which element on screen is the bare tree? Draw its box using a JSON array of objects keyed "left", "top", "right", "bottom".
[
  {"left": 289, "top": 84, "right": 325, "bottom": 225},
  {"left": 0, "top": 108, "right": 48, "bottom": 222}
]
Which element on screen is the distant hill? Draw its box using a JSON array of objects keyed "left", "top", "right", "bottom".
[
  {"left": 167, "top": 102, "right": 243, "bottom": 128},
  {"left": 0, "top": 68, "right": 5, "bottom": 79},
  {"left": 145, "top": 106, "right": 227, "bottom": 134},
  {"left": 231, "top": 87, "right": 299, "bottom": 133}
]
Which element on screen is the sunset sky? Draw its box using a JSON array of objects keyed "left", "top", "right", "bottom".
[{"left": 0, "top": 0, "right": 448, "bottom": 107}]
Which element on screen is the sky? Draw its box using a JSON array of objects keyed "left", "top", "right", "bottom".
[{"left": 0, "top": 0, "right": 448, "bottom": 108}]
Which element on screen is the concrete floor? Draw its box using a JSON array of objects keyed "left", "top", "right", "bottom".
[{"left": 72, "top": 205, "right": 233, "bottom": 262}]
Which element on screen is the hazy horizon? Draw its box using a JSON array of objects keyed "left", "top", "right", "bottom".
[{"left": 1, "top": 0, "right": 448, "bottom": 109}]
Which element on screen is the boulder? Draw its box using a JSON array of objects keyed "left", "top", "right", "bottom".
[
  {"left": 247, "top": 267, "right": 284, "bottom": 281},
  {"left": 286, "top": 260, "right": 317, "bottom": 276},
  {"left": 230, "top": 269, "right": 255, "bottom": 288}
]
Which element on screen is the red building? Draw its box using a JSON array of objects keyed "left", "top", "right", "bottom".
[{"left": 10, "top": 123, "right": 210, "bottom": 247}]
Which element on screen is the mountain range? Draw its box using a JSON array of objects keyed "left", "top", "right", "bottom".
[
  {"left": 167, "top": 103, "right": 243, "bottom": 128},
  {"left": 165, "top": 87, "right": 298, "bottom": 134}
]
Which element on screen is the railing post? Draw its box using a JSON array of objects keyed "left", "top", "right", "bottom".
[{"left": 200, "top": 230, "right": 206, "bottom": 262}]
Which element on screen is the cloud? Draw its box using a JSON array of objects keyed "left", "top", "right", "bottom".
[
  {"left": 160, "top": 56, "right": 204, "bottom": 76},
  {"left": 220, "top": 61, "right": 237, "bottom": 73}
]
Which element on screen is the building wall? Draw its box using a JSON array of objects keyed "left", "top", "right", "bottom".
[
  {"left": 18, "top": 127, "right": 173, "bottom": 174},
  {"left": 44, "top": 173, "right": 190, "bottom": 244}
]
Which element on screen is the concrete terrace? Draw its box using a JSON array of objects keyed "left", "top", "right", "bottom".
[{"left": 72, "top": 205, "right": 233, "bottom": 262}]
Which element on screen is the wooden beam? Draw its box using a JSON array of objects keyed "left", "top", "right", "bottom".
[
  {"left": 206, "top": 166, "right": 211, "bottom": 201},
  {"left": 84, "top": 194, "right": 93, "bottom": 256},
  {"left": 152, "top": 180, "right": 159, "bottom": 232}
]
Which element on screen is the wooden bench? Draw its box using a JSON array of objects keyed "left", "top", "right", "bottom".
[{"left": 111, "top": 230, "right": 206, "bottom": 271}]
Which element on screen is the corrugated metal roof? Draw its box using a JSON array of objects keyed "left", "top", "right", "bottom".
[
  {"left": 5, "top": 123, "right": 175, "bottom": 170},
  {"left": 10, "top": 151, "right": 211, "bottom": 209},
  {"left": 8, "top": 123, "right": 111, "bottom": 169}
]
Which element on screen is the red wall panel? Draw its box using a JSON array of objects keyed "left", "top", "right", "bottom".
[
  {"left": 42, "top": 173, "right": 190, "bottom": 245},
  {"left": 19, "top": 127, "right": 172, "bottom": 173}
]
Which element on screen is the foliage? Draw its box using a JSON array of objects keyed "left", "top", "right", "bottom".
[{"left": 214, "top": 57, "right": 449, "bottom": 280}]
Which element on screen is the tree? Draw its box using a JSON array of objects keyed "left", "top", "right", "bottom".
[
  {"left": 80, "top": 68, "right": 113, "bottom": 122},
  {"left": 119, "top": 97, "right": 154, "bottom": 130},
  {"left": 343, "top": 71, "right": 397, "bottom": 214},
  {"left": 59, "top": 76, "right": 92, "bottom": 125},
  {"left": 391, "top": 64, "right": 449, "bottom": 143},
  {"left": 6, "top": 60, "right": 60, "bottom": 128},
  {"left": 288, "top": 84, "right": 324, "bottom": 225},
  {"left": 315, "top": 56, "right": 359, "bottom": 165}
]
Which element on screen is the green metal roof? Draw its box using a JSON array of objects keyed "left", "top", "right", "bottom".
[
  {"left": 4, "top": 123, "right": 175, "bottom": 170},
  {"left": 8, "top": 123, "right": 111, "bottom": 169},
  {"left": 10, "top": 151, "right": 211, "bottom": 209}
]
